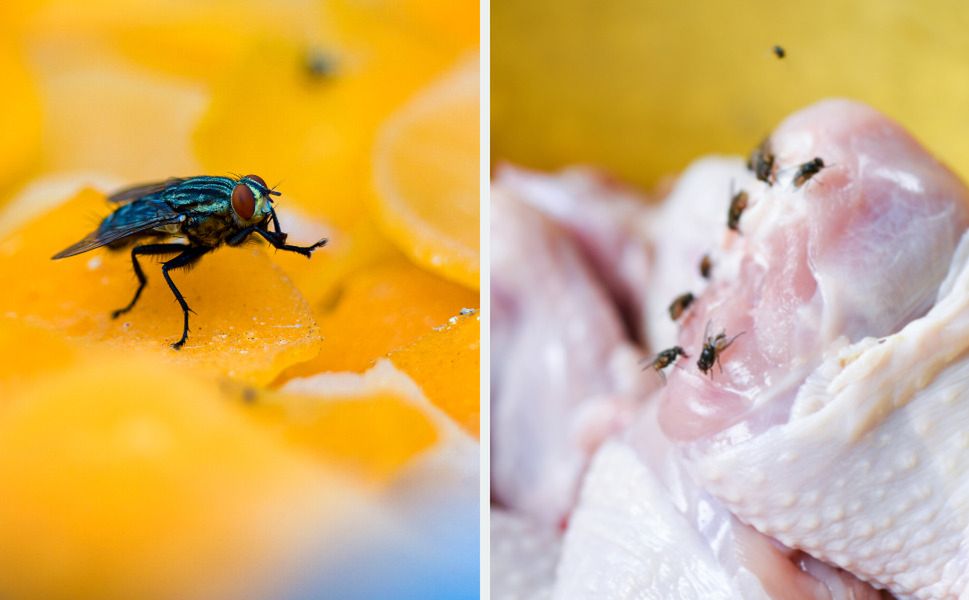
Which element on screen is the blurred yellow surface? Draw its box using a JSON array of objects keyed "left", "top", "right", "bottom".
[
  {"left": 0, "top": 355, "right": 361, "bottom": 600},
  {"left": 492, "top": 0, "right": 969, "bottom": 189},
  {"left": 194, "top": 30, "right": 455, "bottom": 229},
  {"left": 0, "top": 45, "right": 41, "bottom": 190}
]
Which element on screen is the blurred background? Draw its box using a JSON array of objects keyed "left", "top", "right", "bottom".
[
  {"left": 0, "top": 1, "right": 479, "bottom": 599},
  {"left": 493, "top": 0, "right": 969, "bottom": 190}
]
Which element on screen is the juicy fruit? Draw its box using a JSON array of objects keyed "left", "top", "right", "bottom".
[
  {"left": 390, "top": 311, "right": 480, "bottom": 436},
  {"left": 281, "top": 256, "right": 478, "bottom": 378},
  {"left": 370, "top": 56, "right": 480, "bottom": 290}
]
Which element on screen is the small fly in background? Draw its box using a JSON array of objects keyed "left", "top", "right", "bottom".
[{"left": 52, "top": 175, "right": 327, "bottom": 349}]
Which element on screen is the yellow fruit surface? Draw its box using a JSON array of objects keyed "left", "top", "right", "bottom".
[
  {"left": 0, "top": 45, "right": 41, "bottom": 192},
  {"left": 0, "top": 356, "right": 368, "bottom": 600},
  {"left": 370, "top": 56, "right": 480, "bottom": 289},
  {"left": 281, "top": 256, "right": 478, "bottom": 378},
  {"left": 390, "top": 312, "right": 480, "bottom": 437}
]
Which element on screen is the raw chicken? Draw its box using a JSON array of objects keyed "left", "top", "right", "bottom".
[
  {"left": 555, "top": 403, "right": 887, "bottom": 599},
  {"left": 491, "top": 509, "right": 561, "bottom": 600},
  {"left": 656, "top": 100, "right": 969, "bottom": 598},
  {"left": 494, "top": 165, "right": 655, "bottom": 342},
  {"left": 490, "top": 144, "right": 889, "bottom": 598},
  {"left": 491, "top": 185, "right": 654, "bottom": 526}
]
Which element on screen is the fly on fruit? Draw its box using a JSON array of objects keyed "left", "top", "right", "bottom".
[{"left": 52, "top": 174, "right": 327, "bottom": 349}]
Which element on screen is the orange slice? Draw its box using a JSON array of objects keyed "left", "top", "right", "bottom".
[
  {"left": 278, "top": 256, "right": 478, "bottom": 379},
  {"left": 0, "top": 188, "right": 321, "bottom": 385},
  {"left": 267, "top": 359, "right": 476, "bottom": 483},
  {"left": 389, "top": 310, "right": 480, "bottom": 437},
  {"left": 370, "top": 54, "right": 480, "bottom": 290}
]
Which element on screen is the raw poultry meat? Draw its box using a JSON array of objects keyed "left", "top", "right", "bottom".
[
  {"left": 555, "top": 412, "right": 884, "bottom": 599},
  {"left": 491, "top": 184, "right": 654, "bottom": 526},
  {"left": 492, "top": 99, "right": 969, "bottom": 598},
  {"left": 663, "top": 101, "right": 969, "bottom": 598}
]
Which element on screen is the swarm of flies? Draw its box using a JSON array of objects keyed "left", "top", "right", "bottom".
[
  {"left": 53, "top": 174, "right": 327, "bottom": 349},
  {"left": 650, "top": 137, "right": 827, "bottom": 382}
]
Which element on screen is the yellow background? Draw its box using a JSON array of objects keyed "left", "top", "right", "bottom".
[{"left": 492, "top": 0, "right": 969, "bottom": 189}]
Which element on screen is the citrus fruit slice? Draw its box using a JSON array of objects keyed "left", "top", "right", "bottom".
[
  {"left": 389, "top": 310, "right": 479, "bottom": 437},
  {"left": 370, "top": 54, "right": 480, "bottom": 290},
  {"left": 278, "top": 255, "right": 478, "bottom": 379},
  {"left": 274, "top": 360, "right": 476, "bottom": 482}
]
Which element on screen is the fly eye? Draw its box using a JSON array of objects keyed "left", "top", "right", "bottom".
[
  {"left": 244, "top": 174, "right": 267, "bottom": 189},
  {"left": 231, "top": 183, "right": 255, "bottom": 220}
]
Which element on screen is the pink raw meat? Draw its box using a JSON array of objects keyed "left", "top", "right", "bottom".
[
  {"left": 555, "top": 407, "right": 885, "bottom": 599},
  {"left": 491, "top": 184, "right": 655, "bottom": 527},
  {"left": 657, "top": 100, "right": 969, "bottom": 597}
]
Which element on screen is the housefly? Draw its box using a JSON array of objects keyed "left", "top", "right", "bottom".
[
  {"left": 648, "top": 345, "right": 689, "bottom": 382},
  {"left": 697, "top": 322, "right": 744, "bottom": 376},
  {"left": 699, "top": 254, "right": 712, "bottom": 279},
  {"left": 668, "top": 292, "right": 695, "bottom": 321},
  {"left": 747, "top": 138, "right": 776, "bottom": 186},
  {"left": 52, "top": 174, "right": 327, "bottom": 349},
  {"left": 727, "top": 189, "right": 749, "bottom": 232},
  {"left": 792, "top": 157, "right": 825, "bottom": 188}
]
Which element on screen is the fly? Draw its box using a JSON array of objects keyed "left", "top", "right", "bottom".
[
  {"left": 648, "top": 346, "right": 688, "bottom": 382},
  {"left": 727, "top": 189, "right": 749, "bottom": 232},
  {"left": 793, "top": 157, "right": 825, "bottom": 188},
  {"left": 304, "top": 46, "right": 334, "bottom": 80},
  {"left": 668, "top": 292, "right": 695, "bottom": 321},
  {"left": 747, "top": 138, "right": 776, "bottom": 186},
  {"left": 52, "top": 174, "right": 327, "bottom": 349},
  {"left": 699, "top": 254, "right": 712, "bottom": 279},
  {"left": 697, "top": 322, "right": 744, "bottom": 376},
  {"left": 772, "top": 45, "right": 785, "bottom": 59}
]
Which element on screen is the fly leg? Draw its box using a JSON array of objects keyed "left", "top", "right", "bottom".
[
  {"left": 267, "top": 205, "right": 287, "bottom": 242},
  {"left": 254, "top": 227, "right": 327, "bottom": 258},
  {"left": 111, "top": 243, "right": 188, "bottom": 319},
  {"left": 161, "top": 246, "right": 212, "bottom": 350}
]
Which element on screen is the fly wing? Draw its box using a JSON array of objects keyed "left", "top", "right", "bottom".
[
  {"left": 107, "top": 177, "right": 185, "bottom": 204},
  {"left": 52, "top": 198, "right": 184, "bottom": 259}
]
